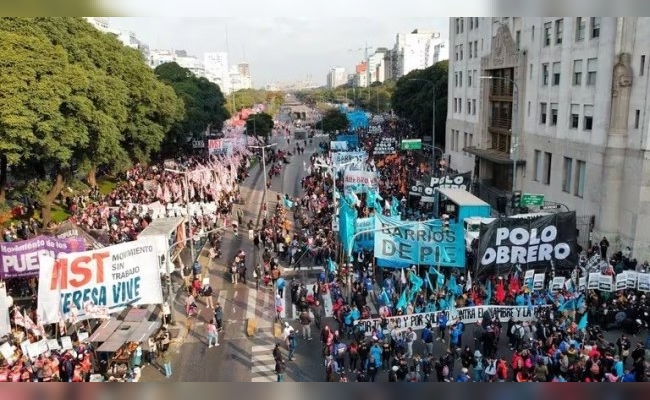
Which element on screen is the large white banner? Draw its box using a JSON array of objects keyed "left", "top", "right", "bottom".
[
  {"left": 343, "top": 170, "right": 378, "bottom": 192},
  {"left": 332, "top": 151, "right": 367, "bottom": 171},
  {"left": 355, "top": 304, "right": 550, "bottom": 334},
  {"left": 37, "top": 239, "right": 163, "bottom": 325}
]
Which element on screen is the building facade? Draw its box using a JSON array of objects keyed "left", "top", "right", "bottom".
[
  {"left": 327, "top": 67, "right": 347, "bottom": 88},
  {"left": 204, "top": 52, "right": 232, "bottom": 94},
  {"left": 446, "top": 17, "right": 650, "bottom": 259},
  {"left": 392, "top": 29, "right": 447, "bottom": 79}
]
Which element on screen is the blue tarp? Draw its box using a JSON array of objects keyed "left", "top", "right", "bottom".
[
  {"left": 346, "top": 110, "right": 369, "bottom": 129},
  {"left": 376, "top": 258, "right": 412, "bottom": 269}
]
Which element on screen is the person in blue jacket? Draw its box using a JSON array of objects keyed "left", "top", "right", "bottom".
[
  {"left": 438, "top": 313, "right": 448, "bottom": 341},
  {"left": 276, "top": 277, "right": 286, "bottom": 297}
]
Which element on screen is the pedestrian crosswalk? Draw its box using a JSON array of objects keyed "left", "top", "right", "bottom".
[{"left": 250, "top": 343, "right": 277, "bottom": 382}]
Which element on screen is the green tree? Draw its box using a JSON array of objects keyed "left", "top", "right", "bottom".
[
  {"left": 391, "top": 60, "right": 448, "bottom": 144},
  {"left": 226, "top": 89, "right": 284, "bottom": 117},
  {"left": 0, "top": 17, "right": 185, "bottom": 224},
  {"left": 155, "top": 62, "right": 229, "bottom": 155},
  {"left": 318, "top": 108, "right": 349, "bottom": 133},
  {"left": 245, "top": 112, "right": 274, "bottom": 143}
]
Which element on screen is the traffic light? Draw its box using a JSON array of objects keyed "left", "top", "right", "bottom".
[
  {"left": 496, "top": 196, "right": 507, "bottom": 214},
  {"left": 512, "top": 191, "right": 522, "bottom": 209}
]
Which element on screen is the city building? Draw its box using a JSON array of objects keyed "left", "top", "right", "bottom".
[
  {"left": 204, "top": 52, "right": 231, "bottom": 94},
  {"left": 392, "top": 29, "right": 447, "bottom": 79},
  {"left": 327, "top": 67, "right": 347, "bottom": 88},
  {"left": 175, "top": 55, "right": 206, "bottom": 78},
  {"left": 84, "top": 17, "right": 149, "bottom": 57},
  {"left": 446, "top": 17, "right": 650, "bottom": 258},
  {"left": 368, "top": 48, "right": 389, "bottom": 83},
  {"left": 354, "top": 62, "right": 369, "bottom": 87}
]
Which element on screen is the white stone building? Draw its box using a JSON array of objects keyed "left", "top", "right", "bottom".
[
  {"left": 392, "top": 29, "right": 447, "bottom": 79},
  {"left": 446, "top": 17, "right": 650, "bottom": 259},
  {"left": 204, "top": 52, "right": 231, "bottom": 94},
  {"left": 326, "top": 67, "right": 347, "bottom": 88}
]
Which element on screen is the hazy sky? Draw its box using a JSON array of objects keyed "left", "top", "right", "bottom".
[{"left": 109, "top": 15, "right": 449, "bottom": 86}]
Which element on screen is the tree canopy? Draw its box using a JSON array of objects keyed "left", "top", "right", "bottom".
[
  {"left": 318, "top": 109, "right": 349, "bottom": 133},
  {"left": 391, "top": 60, "right": 448, "bottom": 145},
  {"left": 296, "top": 81, "right": 394, "bottom": 115},
  {"left": 245, "top": 113, "right": 274, "bottom": 144},
  {"left": 226, "top": 89, "right": 284, "bottom": 117},
  {"left": 0, "top": 17, "right": 184, "bottom": 224},
  {"left": 155, "top": 62, "right": 230, "bottom": 154}
]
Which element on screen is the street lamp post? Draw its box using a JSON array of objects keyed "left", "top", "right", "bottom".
[
  {"left": 248, "top": 143, "right": 278, "bottom": 196},
  {"left": 480, "top": 75, "right": 519, "bottom": 206},
  {"left": 422, "top": 143, "right": 446, "bottom": 176}
]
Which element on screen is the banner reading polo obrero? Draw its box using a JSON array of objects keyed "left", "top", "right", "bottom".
[
  {"left": 343, "top": 170, "right": 378, "bottom": 193},
  {"left": 37, "top": 239, "right": 163, "bottom": 325},
  {"left": 477, "top": 211, "right": 579, "bottom": 276},
  {"left": 374, "top": 215, "right": 466, "bottom": 268},
  {"left": 410, "top": 172, "right": 472, "bottom": 202}
]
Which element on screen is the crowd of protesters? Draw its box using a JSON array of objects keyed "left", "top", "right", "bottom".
[{"left": 268, "top": 116, "right": 650, "bottom": 382}]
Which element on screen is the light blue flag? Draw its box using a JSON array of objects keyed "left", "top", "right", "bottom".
[
  {"left": 447, "top": 275, "right": 461, "bottom": 296},
  {"left": 485, "top": 280, "right": 492, "bottom": 304},
  {"left": 379, "top": 289, "right": 391, "bottom": 306},
  {"left": 577, "top": 313, "right": 588, "bottom": 331},
  {"left": 558, "top": 298, "right": 576, "bottom": 312},
  {"left": 446, "top": 292, "right": 456, "bottom": 314},
  {"left": 408, "top": 272, "right": 424, "bottom": 303},
  {"left": 283, "top": 197, "right": 294, "bottom": 209},
  {"left": 390, "top": 197, "right": 400, "bottom": 217},
  {"left": 576, "top": 294, "right": 586, "bottom": 310},
  {"left": 366, "top": 189, "right": 377, "bottom": 209},
  {"left": 526, "top": 293, "right": 534, "bottom": 313},
  {"left": 327, "top": 258, "right": 337, "bottom": 274},
  {"left": 396, "top": 289, "right": 408, "bottom": 311},
  {"left": 425, "top": 274, "right": 434, "bottom": 291}
]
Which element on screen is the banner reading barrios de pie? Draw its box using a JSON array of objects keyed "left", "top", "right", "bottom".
[{"left": 37, "top": 239, "right": 163, "bottom": 325}]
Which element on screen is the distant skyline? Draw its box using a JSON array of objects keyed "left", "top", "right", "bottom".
[{"left": 109, "top": 17, "right": 449, "bottom": 86}]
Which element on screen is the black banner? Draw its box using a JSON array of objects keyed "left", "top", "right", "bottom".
[
  {"left": 477, "top": 211, "right": 579, "bottom": 275},
  {"left": 373, "top": 137, "right": 397, "bottom": 155},
  {"left": 409, "top": 171, "right": 472, "bottom": 201}
]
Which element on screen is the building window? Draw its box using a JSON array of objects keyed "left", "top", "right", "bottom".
[
  {"left": 527, "top": 101, "right": 531, "bottom": 117},
  {"left": 464, "top": 132, "right": 468, "bottom": 149},
  {"left": 469, "top": 133, "right": 474, "bottom": 147},
  {"left": 573, "top": 59, "right": 583, "bottom": 85},
  {"left": 590, "top": 17, "right": 601, "bottom": 38},
  {"left": 542, "top": 63, "right": 549, "bottom": 85},
  {"left": 455, "top": 18, "right": 460, "bottom": 34},
  {"left": 455, "top": 131, "right": 460, "bottom": 150},
  {"left": 540, "top": 102, "right": 547, "bottom": 124},
  {"left": 516, "top": 30, "right": 521, "bottom": 50},
  {"left": 453, "top": 98, "right": 457, "bottom": 113},
  {"left": 552, "top": 62, "right": 561, "bottom": 85},
  {"left": 543, "top": 152, "right": 552, "bottom": 185},
  {"left": 534, "top": 150, "right": 542, "bottom": 182},
  {"left": 454, "top": 72, "right": 458, "bottom": 87},
  {"left": 455, "top": 46, "right": 459, "bottom": 61},
  {"left": 576, "top": 17, "right": 586, "bottom": 41},
  {"left": 544, "top": 22, "right": 552, "bottom": 46},
  {"left": 475, "top": 17, "right": 479, "bottom": 28},
  {"left": 641, "top": 55, "right": 646, "bottom": 76},
  {"left": 467, "top": 100, "right": 471, "bottom": 114},
  {"left": 481, "top": 38, "right": 484, "bottom": 51},
  {"left": 586, "top": 58, "right": 597, "bottom": 85},
  {"left": 529, "top": 64, "right": 533, "bottom": 80},
  {"left": 472, "top": 99, "right": 476, "bottom": 115},
  {"left": 469, "top": 17, "right": 474, "bottom": 30},
  {"left": 468, "top": 73, "right": 472, "bottom": 87},
  {"left": 474, "top": 41, "right": 478, "bottom": 58},
  {"left": 574, "top": 160, "right": 586, "bottom": 197},
  {"left": 551, "top": 103, "right": 559, "bottom": 125},
  {"left": 469, "top": 43, "right": 472, "bottom": 58},
  {"left": 635, "top": 109, "right": 640, "bottom": 129},
  {"left": 583, "top": 105, "right": 593, "bottom": 130},
  {"left": 460, "top": 44, "right": 463, "bottom": 60},
  {"left": 459, "top": 98, "right": 462, "bottom": 113},
  {"left": 555, "top": 19, "right": 563, "bottom": 44},
  {"left": 460, "top": 18, "right": 464, "bottom": 33},
  {"left": 570, "top": 104, "right": 580, "bottom": 129},
  {"left": 562, "top": 157, "right": 573, "bottom": 193},
  {"left": 459, "top": 71, "right": 463, "bottom": 87},
  {"left": 531, "top": 25, "right": 535, "bottom": 41}
]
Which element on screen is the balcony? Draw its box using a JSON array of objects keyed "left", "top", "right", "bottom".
[
  {"left": 488, "top": 117, "right": 512, "bottom": 131},
  {"left": 488, "top": 81, "right": 514, "bottom": 99}
]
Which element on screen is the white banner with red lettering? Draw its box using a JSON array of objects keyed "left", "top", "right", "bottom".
[
  {"left": 343, "top": 170, "right": 378, "bottom": 193},
  {"left": 37, "top": 239, "right": 163, "bottom": 325}
]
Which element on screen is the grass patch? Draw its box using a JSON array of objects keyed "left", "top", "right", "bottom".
[
  {"left": 97, "top": 177, "right": 119, "bottom": 196},
  {"left": 50, "top": 204, "right": 71, "bottom": 223}
]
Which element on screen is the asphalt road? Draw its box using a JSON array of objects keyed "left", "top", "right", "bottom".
[{"left": 140, "top": 134, "right": 325, "bottom": 382}]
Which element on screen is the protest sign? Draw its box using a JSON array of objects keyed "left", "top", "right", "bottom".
[
  {"left": 37, "top": 239, "right": 163, "bottom": 325},
  {"left": 410, "top": 172, "right": 472, "bottom": 201},
  {"left": 615, "top": 272, "right": 628, "bottom": 291},
  {"left": 578, "top": 276, "right": 587, "bottom": 292},
  {"left": 373, "top": 137, "right": 397, "bottom": 155},
  {"left": 354, "top": 218, "right": 374, "bottom": 251},
  {"left": 355, "top": 304, "right": 550, "bottom": 334},
  {"left": 330, "top": 141, "right": 348, "bottom": 151},
  {"left": 0, "top": 235, "right": 86, "bottom": 279},
  {"left": 373, "top": 215, "right": 466, "bottom": 268},
  {"left": 533, "top": 273, "right": 545, "bottom": 290},
  {"left": 598, "top": 274, "right": 613, "bottom": 292},
  {"left": 551, "top": 277, "right": 565, "bottom": 291},
  {"left": 331, "top": 151, "right": 367, "bottom": 171},
  {"left": 478, "top": 212, "right": 579, "bottom": 275},
  {"left": 343, "top": 170, "right": 378, "bottom": 192},
  {"left": 588, "top": 273, "right": 601, "bottom": 290},
  {"left": 638, "top": 273, "right": 650, "bottom": 292}
]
